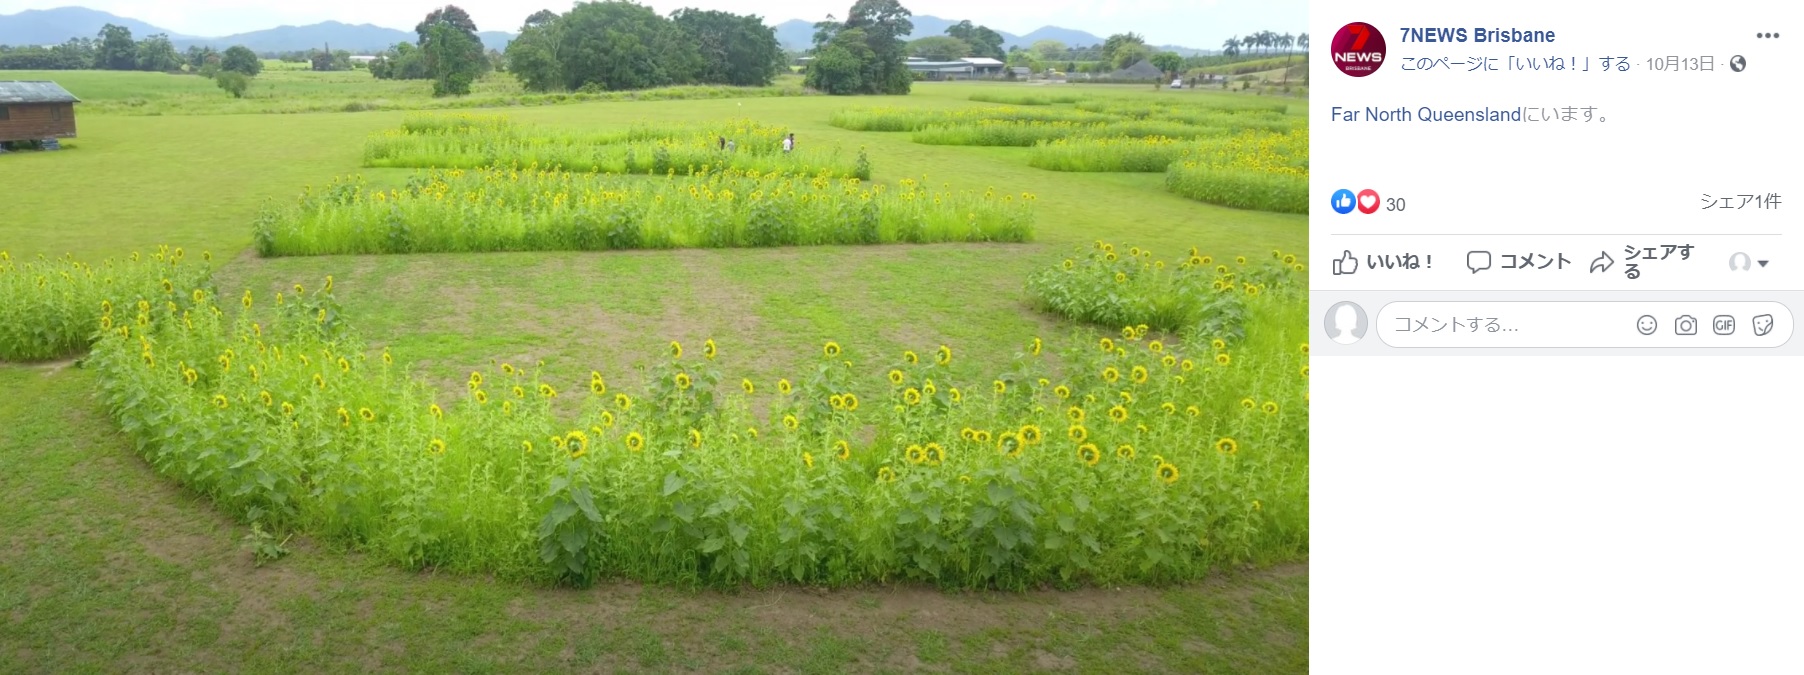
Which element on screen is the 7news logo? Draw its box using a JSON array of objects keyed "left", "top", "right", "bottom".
[{"left": 1332, "top": 22, "right": 1386, "bottom": 76}]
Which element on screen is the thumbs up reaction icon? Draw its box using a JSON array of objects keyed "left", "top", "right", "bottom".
[
  {"left": 1331, "top": 189, "right": 1357, "bottom": 215},
  {"left": 1332, "top": 250, "right": 1360, "bottom": 276}
]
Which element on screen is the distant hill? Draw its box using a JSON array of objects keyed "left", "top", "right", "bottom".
[
  {"left": 772, "top": 15, "right": 1107, "bottom": 52},
  {"left": 0, "top": 6, "right": 191, "bottom": 45}
]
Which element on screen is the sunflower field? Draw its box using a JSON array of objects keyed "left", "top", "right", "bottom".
[
  {"left": 84, "top": 271, "right": 1306, "bottom": 588},
  {"left": 1027, "top": 241, "right": 1307, "bottom": 346},
  {"left": 253, "top": 168, "right": 1035, "bottom": 256},
  {"left": 911, "top": 119, "right": 1225, "bottom": 147},
  {"left": 0, "top": 247, "right": 213, "bottom": 361},
  {"left": 1163, "top": 129, "right": 1309, "bottom": 214},
  {"left": 967, "top": 92, "right": 1085, "bottom": 106},
  {"left": 364, "top": 114, "right": 865, "bottom": 179}
]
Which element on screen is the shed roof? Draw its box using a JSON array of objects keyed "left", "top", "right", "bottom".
[
  {"left": 960, "top": 57, "right": 1005, "bottom": 66},
  {"left": 0, "top": 81, "right": 80, "bottom": 104}
]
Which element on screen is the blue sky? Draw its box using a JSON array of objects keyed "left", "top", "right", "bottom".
[{"left": 1, "top": 0, "right": 1305, "bottom": 47}]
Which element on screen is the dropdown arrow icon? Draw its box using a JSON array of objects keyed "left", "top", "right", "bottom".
[{"left": 1758, "top": 260, "right": 1769, "bottom": 267}]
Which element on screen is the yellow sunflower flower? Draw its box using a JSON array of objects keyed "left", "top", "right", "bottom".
[
  {"left": 1068, "top": 425, "right": 1088, "bottom": 442},
  {"left": 1078, "top": 444, "right": 1101, "bottom": 466},
  {"left": 835, "top": 440, "right": 851, "bottom": 460},
  {"left": 669, "top": 341, "right": 683, "bottom": 358},
  {"left": 1019, "top": 424, "right": 1043, "bottom": 445},
  {"left": 1116, "top": 444, "right": 1136, "bottom": 460},
  {"left": 689, "top": 429, "right": 702, "bottom": 448},
  {"left": 626, "top": 431, "right": 645, "bottom": 452},
  {"left": 1215, "top": 438, "right": 1238, "bottom": 455},
  {"left": 1157, "top": 462, "right": 1180, "bottom": 484}
]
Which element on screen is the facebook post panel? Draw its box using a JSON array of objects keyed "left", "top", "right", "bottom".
[{"left": 1312, "top": 0, "right": 1800, "bottom": 670}]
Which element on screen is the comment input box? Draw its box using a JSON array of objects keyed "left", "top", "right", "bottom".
[{"left": 1376, "top": 302, "right": 1791, "bottom": 348}]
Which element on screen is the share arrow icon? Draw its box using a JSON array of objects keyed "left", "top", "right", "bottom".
[{"left": 1589, "top": 251, "right": 1614, "bottom": 274}]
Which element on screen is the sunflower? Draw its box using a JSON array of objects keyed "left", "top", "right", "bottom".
[
  {"left": 162, "top": 279, "right": 175, "bottom": 293},
  {"left": 1215, "top": 353, "right": 1231, "bottom": 367},
  {"left": 674, "top": 373, "right": 691, "bottom": 390},
  {"left": 1200, "top": 255, "right": 1214, "bottom": 265},
  {"left": 1068, "top": 425, "right": 1088, "bottom": 442},
  {"left": 906, "top": 444, "right": 927, "bottom": 464},
  {"left": 1240, "top": 398, "right": 1256, "bottom": 411},
  {"left": 887, "top": 369, "right": 905, "bottom": 385},
  {"left": 903, "top": 350, "right": 919, "bottom": 364},
  {"left": 777, "top": 378, "right": 793, "bottom": 395},
  {"left": 1062, "top": 259, "right": 1075, "bottom": 270},
  {"left": 1283, "top": 254, "right": 1297, "bottom": 265},
  {"left": 1128, "top": 246, "right": 1141, "bottom": 256},
  {"left": 1030, "top": 337, "right": 1043, "bottom": 356},
  {"left": 337, "top": 407, "right": 351, "bottom": 426},
  {"left": 211, "top": 394, "right": 229, "bottom": 409},
  {"left": 1216, "top": 264, "right": 1230, "bottom": 275},
  {"left": 429, "top": 439, "right": 447, "bottom": 455},
  {"left": 876, "top": 467, "right": 897, "bottom": 483},
  {"left": 922, "top": 380, "right": 937, "bottom": 396},
  {"left": 830, "top": 394, "right": 846, "bottom": 410},
  {"left": 1148, "top": 340, "right": 1164, "bottom": 354},
  {"left": 936, "top": 345, "right": 951, "bottom": 365},
  {"left": 689, "top": 429, "right": 703, "bottom": 448},
  {"left": 502, "top": 400, "right": 514, "bottom": 415},
  {"left": 474, "top": 389, "right": 490, "bottom": 404},
  {"left": 615, "top": 393, "right": 632, "bottom": 410},
  {"left": 1239, "top": 255, "right": 1250, "bottom": 264},
  {"left": 842, "top": 393, "right": 859, "bottom": 411},
  {"left": 997, "top": 433, "right": 1023, "bottom": 457},
  {"left": 1215, "top": 438, "right": 1239, "bottom": 455},
  {"left": 589, "top": 372, "right": 607, "bottom": 395},
  {"left": 669, "top": 341, "right": 683, "bottom": 359},
  {"left": 1157, "top": 462, "right": 1180, "bottom": 484},
  {"left": 824, "top": 341, "right": 842, "bottom": 357},
  {"left": 566, "top": 431, "right": 590, "bottom": 459},
  {"left": 1245, "top": 285, "right": 1262, "bottom": 296},
  {"left": 1078, "top": 444, "right": 1101, "bottom": 466},
  {"left": 469, "top": 371, "right": 484, "bottom": 388},
  {"left": 599, "top": 411, "right": 615, "bottom": 428},
  {"left": 924, "top": 443, "right": 945, "bottom": 465},
  {"left": 256, "top": 390, "right": 273, "bottom": 407},
  {"left": 802, "top": 452, "right": 815, "bottom": 469},
  {"left": 1186, "top": 405, "right": 1201, "bottom": 417},
  {"left": 1300, "top": 365, "right": 1309, "bottom": 378},
  {"left": 747, "top": 426, "right": 760, "bottom": 439},
  {"left": 960, "top": 428, "right": 976, "bottom": 441},
  {"left": 1262, "top": 401, "right": 1279, "bottom": 415},
  {"left": 974, "top": 430, "right": 992, "bottom": 443},
  {"left": 992, "top": 380, "right": 1007, "bottom": 394},
  {"left": 1101, "top": 367, "right": 1120, "bottom": 383},
  {"left": 1054, "top": 385, "right": 1071, "bottom": 400},
  {"left": 626, "top": 431, "right": 645, "bottom": 452},
  {"left": 903, "top": 388, "right": 922, "bottom": 406},
  {"left": 1019, "top": 424, "right": 1043, "bottom": 445},
  {"left": 502, "top": 363, "right": 516, "bottom": 375},
  {"left": 1180, "top": 359, "right": 1196, "bottom": 372},
  {"left": 1108, "top": 405, "right": 1129, "bottom": 422},
  {"left": 703, "top": 339, "right": 718, "bottom": 360},
  {"left": 217, "top": 354, "right": 232, "bottom": 371},
  {"left": 1116, "top": 444, "right": 1136, "bottom": 460},
  {"left": 739, "top": 378, "right": 755, "bottom": 395},
  {"left": 1099, "top": 337, "right": 1115, "bottom": 352},
  {"left": 539, "top": 383, "right": 557, "bottom": 398},
  {"left": 1067, "top": 406, "right": 1085, "bottom": 423},
  {"left": 312, "top": 373, "right": 325, "bottom": 390},
  {"left": 522, "top": 440, "right": 534, "bottom": 454},
  {"left": 1131, "top": 366, "right": 1149, "bottom": 384},
  {"left": 1187, "top": 255, "right": 1204, "bottom": 267},
  {"left": 1114, "top": 272, "right": 1127, "bottom": 283},
  {"left": 835, "top": 440, "right": 851, "bottom": 460}
]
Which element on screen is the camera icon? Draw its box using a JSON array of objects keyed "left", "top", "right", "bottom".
[{"left": 1675, "top": 315, "right": 1697, "bottom": 335}]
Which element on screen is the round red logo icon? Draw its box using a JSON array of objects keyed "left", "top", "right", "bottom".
[
  {"left": 1332, "top": 22, "right": 1386, "bottom": 77},
  {"left": 1356, "top": 189, "right": 1381, "bottom": 214}
]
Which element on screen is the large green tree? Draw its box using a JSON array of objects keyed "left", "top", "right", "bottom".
[
  {"left": 504, "top": 12, "right": 564, "bottom": 91},
  {"left": 555, "top": 1, "right": 699, "bottom": 92},
  {"left": 134, "top": 33, "right": 182, "bottom": 71},
  {"left": 1031, "top": 39, "right": 1066, "bottom": 60},
  {"left": 944, "top": 20, "right": 1003, "bottom": 60},
  {"left": 671, "top": 9, "right": 783, "bottom": 87},
  {"left": 840, "top": 0, "right": 913, "bottom": 94},
  {"left": 1149, "top": 51, "right": 1184, "bottom": 77},
  {"left": 219, "top": 45, "right": 263, "bottom": 76},
  {"left": 1101, "top": 32, "right": 1145, "bottom": 65},
  {"left": 95, "top": 23, "right": 136, "bottom": 70},
  {"left": 422, "top": 21, "right": 485, "bottom": 96},
  {"left": 803, "top": 27, "right": 872, "bottom": 95}
]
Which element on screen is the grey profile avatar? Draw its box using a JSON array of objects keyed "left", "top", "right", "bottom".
[{"left": 1325, "top": 302, "right": 1368, "bottom": 345}]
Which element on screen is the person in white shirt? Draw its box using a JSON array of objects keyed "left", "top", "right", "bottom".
[{"left": 782, "top": 134, "right": 795, "bottom": 154}]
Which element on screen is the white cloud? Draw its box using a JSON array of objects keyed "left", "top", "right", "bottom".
[{"left": 3, "top": 0, "right": 1303, "bottom": 47}]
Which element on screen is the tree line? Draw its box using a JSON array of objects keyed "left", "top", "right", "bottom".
[{"left": 0, "top": 25, "right": 262, "bottom": 73}]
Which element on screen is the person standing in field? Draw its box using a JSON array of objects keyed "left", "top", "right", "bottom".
[
  {"left": 726, "top": 139, "right": 736, "bottom": 152},
  {"left": 782, "top": 133, "right": 795, "bottom": 154},
  {"left": 718, "top": 136, "right": 726, "bottom": 151}
]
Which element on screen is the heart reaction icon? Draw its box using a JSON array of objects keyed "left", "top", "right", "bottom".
[{"left": 1356, "top": 189, "right": 1380, "bottom": 214}]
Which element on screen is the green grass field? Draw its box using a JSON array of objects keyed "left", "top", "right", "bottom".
[{"left": 0, "top": 72, "right": 1308, "bottom": 671}]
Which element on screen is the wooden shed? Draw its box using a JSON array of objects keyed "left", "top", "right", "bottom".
[{"left": 0, "top": 81, "right": 80, "bottom": 144}]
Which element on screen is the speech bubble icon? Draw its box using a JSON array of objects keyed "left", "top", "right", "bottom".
[{"left": 1467, "top": 251, "right": 1492, "bottom": 274}]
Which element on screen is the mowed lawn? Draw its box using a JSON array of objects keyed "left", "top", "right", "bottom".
[{"left": 0, "top": 77, "right": 1308, "bottom": 672}]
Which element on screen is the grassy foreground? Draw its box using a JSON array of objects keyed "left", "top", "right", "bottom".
[{"left": 0, "top": 76, "right": 1308, "bottom": 670}]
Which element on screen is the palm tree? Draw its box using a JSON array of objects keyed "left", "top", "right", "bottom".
[
  {"left": 1221, "top": 36, "right": 1240, "bottom": 58},
  {"left": 1279, "top": 33, "right": 1296, "bottom": 86},
  {"left": 1297, "top": 33, "right": 1309, "bottom": 83},
  {"left": 1241, "top": 34, "right": 1256, "bottom": 56}
]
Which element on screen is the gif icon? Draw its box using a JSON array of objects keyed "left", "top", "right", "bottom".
[{"left": 1713, "top": 316, "right": 1736, "bottom": 335}]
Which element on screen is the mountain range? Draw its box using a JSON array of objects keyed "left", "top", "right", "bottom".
[{"left": 1, "top": 6, "right": 1196, "bottom": 56}]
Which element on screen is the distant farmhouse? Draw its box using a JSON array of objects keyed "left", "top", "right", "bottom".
[
  {"left": 0, "top": 81, "right": 79, "bottom": 145},
  {"left": 795, "top": 56, "right": 1009, "bottom": 81}
]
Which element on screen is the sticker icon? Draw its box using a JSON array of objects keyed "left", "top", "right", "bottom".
[
  {"left": 1753, "top": 314, "right": 1774, "bottom": 337},
  {"left": 1330, "top": 189, "right": 1356, "bottom": 214},
  {"left": 1356, "top": 189, "right": 1381, "bottom": 214}
]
